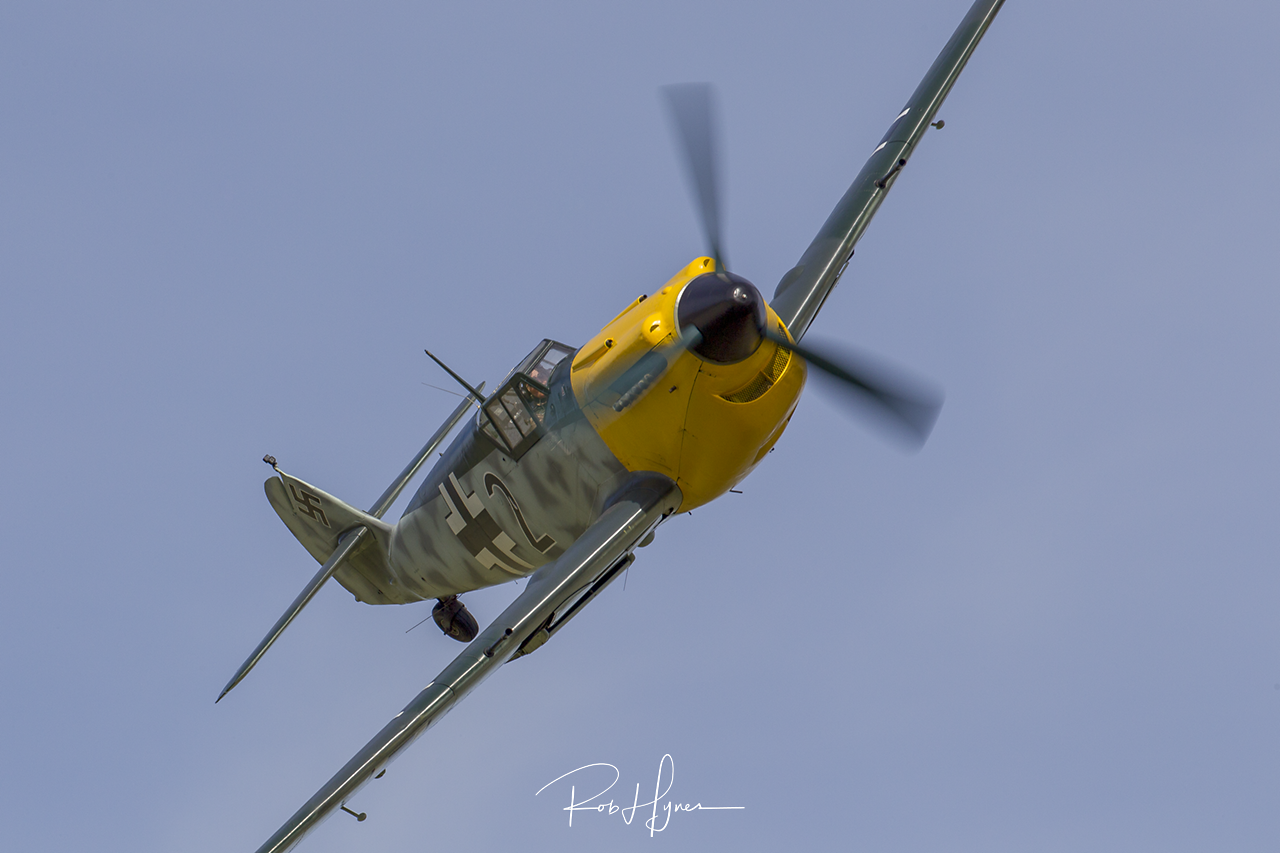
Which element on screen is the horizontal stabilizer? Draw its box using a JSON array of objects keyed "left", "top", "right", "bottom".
[
  {"left": 252, "top": 472, "right": 681, "bottom": 853},
  {"left": 219, "top": 392, "right": 482, "bottom": 702},
  {"left": 266, "top": 471, "right": 395, "bottom": 556},
  {"left": 217, "top": 526, "right": 369, "bottom": 703},
  {"left": 266, "top": 472, "right": 408, "bottom": 604},
  {"left": 221, "top": 474, "right": 404, "bottom": 703}
]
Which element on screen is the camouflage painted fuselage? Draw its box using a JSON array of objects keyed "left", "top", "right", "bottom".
[
  {"left": 340, "top": 258, "right": 806, "bottom": 605},
  {"left": 385, "top": 359, "right": 630, "bottom": 601}
]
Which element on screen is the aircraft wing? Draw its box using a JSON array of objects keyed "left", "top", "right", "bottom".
[
  {"left": 251, "top": 473, "right": 680, "bottom": 853},
  {"left": 770, "top": 0, "right": 1006, "bottom": 341}
]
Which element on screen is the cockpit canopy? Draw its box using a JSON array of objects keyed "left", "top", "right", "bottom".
[
  {"left": 478, "top": 339, "right": 575, "bottom": 457},
  {"left": 510, "top": 339, "right": 575, "bottom": 387}
]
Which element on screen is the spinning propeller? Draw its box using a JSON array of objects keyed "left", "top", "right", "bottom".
[
  {"left": 661, "top": 84, "right": 942, "bottom": 449},
  {"left": 664, "top": 84, "right": 728, "bottom": 273}
]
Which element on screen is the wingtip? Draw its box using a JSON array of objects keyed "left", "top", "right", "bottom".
[{"left": 216, "top": 678, "right": 238, "bottom": 704}]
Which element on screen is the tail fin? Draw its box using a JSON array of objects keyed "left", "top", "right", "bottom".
[
  {"left": 219, "top": 470, "right": 417, "bottom": 702},
  {"left": 265, "top": 472, "right": 416, "bottom": 605},
  {"left": 218, "top": 392, "right": 481, "bottom": 703}
]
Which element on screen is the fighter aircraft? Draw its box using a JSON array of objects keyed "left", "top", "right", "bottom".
[{"left": 221, "top": 1, "right": 1007, "bottom": 849}]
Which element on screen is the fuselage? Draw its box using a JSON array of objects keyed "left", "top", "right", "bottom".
[{"left": 380, "top": 258, "right": 806, "bottom": 601}]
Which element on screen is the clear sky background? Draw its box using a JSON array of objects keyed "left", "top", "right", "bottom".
[{"left": 2, "top": 1, "right": 1277, "bottom": 851}]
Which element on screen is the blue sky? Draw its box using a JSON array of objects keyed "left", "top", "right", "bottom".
[{"left": 2, "top": 1, "right": 1277, "bottom": 851}]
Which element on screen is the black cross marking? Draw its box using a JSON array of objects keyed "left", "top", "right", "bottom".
[{"left": 444, "top": 478, "right": 512, "bottom": 560}]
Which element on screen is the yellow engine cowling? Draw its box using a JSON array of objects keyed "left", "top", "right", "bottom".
[{"left": 570, "top": 257, "right": 806, "bottom": 512}]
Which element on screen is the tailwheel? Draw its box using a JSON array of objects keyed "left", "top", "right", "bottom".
[{"left": 432, "top": 596, "right": 479, "bottom": 643}]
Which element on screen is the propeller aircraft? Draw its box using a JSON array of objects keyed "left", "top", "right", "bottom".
[{"left": 222, "top": 1, "right": 1007, "bottom": 850}]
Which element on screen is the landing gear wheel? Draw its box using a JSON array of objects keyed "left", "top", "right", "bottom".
[{"left": 432, "top": 596, "right": 479, "bottom": 643}]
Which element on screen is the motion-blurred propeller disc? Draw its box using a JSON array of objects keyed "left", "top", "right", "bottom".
[
  {"left": 661, "top": 83, "right": 942, "bottom": 450},
  {"left": 767, "top": 333, "right": 944, "bottom": 449},
  {"left": 663, "top": 83, "right": 727, "bottom": 271}
]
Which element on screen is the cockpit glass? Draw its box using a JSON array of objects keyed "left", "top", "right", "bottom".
[
  {"left": 480, "top": 417, "right": 503, "bottom": 447},
  {"left": 479, "top": 340, "right": 575, "bottom": 456},
  {"left": 485, "top": 399, "right": 523, "bottom": 447},
  {"left": 513, "top": 340, "right": 575, "bottom": 387},
  {"left": 501, "top": 388, "right": 538, "bottom": 436},
  {"left": 518, "top": 382, "right": 549, "bottom": 423}
]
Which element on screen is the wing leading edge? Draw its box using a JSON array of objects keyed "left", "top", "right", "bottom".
[
  {"left": 770, "top": 0, "right": 1006, "bottom": 342},
  {"left": 251, "top": 472, "right": 681, "bottom": 853}
]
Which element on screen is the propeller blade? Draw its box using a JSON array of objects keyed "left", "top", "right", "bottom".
[
  {"left": 663, "top": 83, "right": 727, "bottom": 271},
  {"left": 767, "top": 333, "right": 943, "bottom": 449}
]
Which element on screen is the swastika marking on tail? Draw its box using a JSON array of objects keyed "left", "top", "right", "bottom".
[{"left": 288, "top": 483, "right": 330, "bottom": 528}]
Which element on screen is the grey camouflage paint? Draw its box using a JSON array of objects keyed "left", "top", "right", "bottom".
[{"left": 386, "top": 349, "right": 632, "bottom": 601}]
